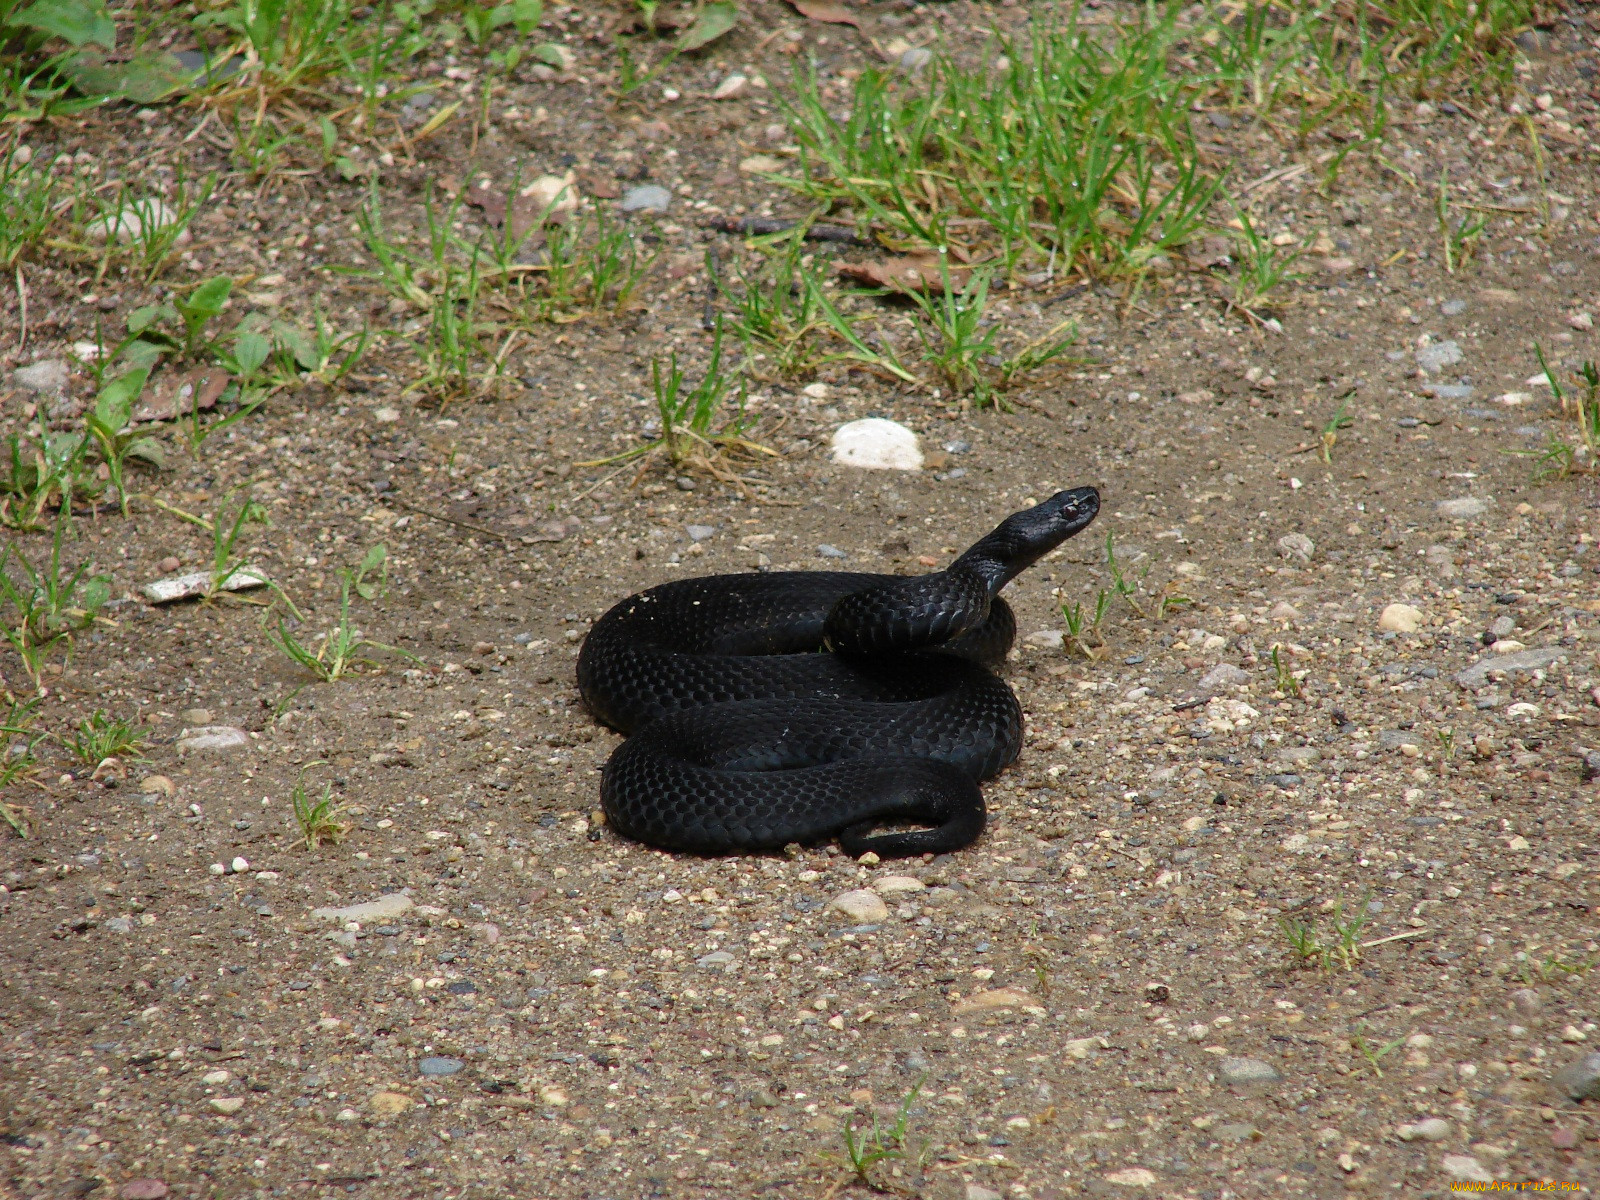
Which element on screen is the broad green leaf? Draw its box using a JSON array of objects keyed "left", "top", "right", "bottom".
[
  {"left": 94, "top": 367, "right": 149, "bottom": 431},
  {"left": 510, "top": 0, "right": 542, "bottom": 36},
  {"left": 125, "top": 304, "right": 165, "bottom": 334},
  {"left": 272, "top": 321, "right": 319, "bottom": 370},
  {"left": 124, "top": 438, "right": 166, "bottom": 468},
  {"left": 119, "top": 338, "right": 166, "bottom": 372},
  {"left": 531, "top": 42, "right": 570, "bottom": 68},
  {"left": 233, "top": 329, "right": 271, "bottom": 376},
  {"left": 181, "top": 275, "right": 232, "bottom": 323},
  {"left": 11, "top": 0, "right": 115, "bottom": 49},
  {"left": 678, "top": 1, "right": 738, "bottom": 52},
  {"left": 81, "top": 575, "right": 111, "bottom": 615},
  {"left": 58, "top": 49, "right": 199, "bottom": 103}
]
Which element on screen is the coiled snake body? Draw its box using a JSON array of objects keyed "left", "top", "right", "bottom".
[{"left": 577, "top": 488, "right": 1100, "bottom": 858}]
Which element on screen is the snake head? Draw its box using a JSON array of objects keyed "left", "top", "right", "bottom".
[{"left": 952, "top": 486, "right": 1101, "bottom": 593}]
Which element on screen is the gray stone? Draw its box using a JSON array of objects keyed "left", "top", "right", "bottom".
[
  {"left": 620, "top": 185, "right": 672, "bottom": 213},
  {"left": 1442, "top": 1155, "right": 1494, "bottom": 1184},
  {"left": 899, "top": 47, "right": 933, "bottom": 72},
  {"left": 817, "top": 544, "right": 847, "bottom": 559},
  {"left": 1218, "top": 1057, "right": 1282, "bottom": 1085},
  {"left": 1488, "top": 615, "right": 1516, "bottom": 639},
  {"left": 1510, "top": 988, "right": 1543, "bottom": 1016},
  {"left": 1024, "top": 629, "right": 1065, "bottom": 650},
  {"left": 696, "top": 950, "right": 735, "bottom": 969},
  {"left": 103, "top": 916, "right": 133, "bottom": 934},
  {"left": 12, "top": 359, "right": 69, "bottom": 395},
  {"left": 686, "top": 524, "right": 715, "bottom": 542},
  {"left": 1198, "top": 663, "right": 1250, "bottom": 693},
  {"left": 1397, "top": 1117, "right": 1452, "bottom": 1142},
  {"left": 1276, "top": 532, "right": 1314, "bottom": 561},
  {"left": 1552, "top": 1052, "right": 1600, "bottom": 1101},
  {"left": 418, "top": 1056, "right": 465, "bottom": 1077},
  {"left": 1420, "top": 383, "right": 1474, "bottom": 399},
  {"left": 1377, "top": 730, "right": 1421, "bottom": 749},
  {"left": 1436, "top": 496, "right": 1487, "bottom": 519},
  {"left": 1415, "top": 340, "right": 1463, "bottom": 373},
  {"left": 1455, "top": 647, "right": 1567, "bottom": 689},
  {"left": 1440, "top": 299, "right": 1467, "bottom": 316},
  {"left": 311, "top": 894, "right": 414, "bottom": 924},
  {"left": 175, "top": 726, "right": 250, "bottom": 754}
]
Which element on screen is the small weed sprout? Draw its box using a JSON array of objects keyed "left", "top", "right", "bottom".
[
  {"left": 1436, "top": 728, "right": 1456, "bottom": 762},
  {"left": 1435, "top": 171, "right": 1487, "bottom": 275},
  {"left": 1318, "top": 396, "right": 1354, "bottom": 464},
  {"left": 0, "top": 696, "right": 43, "bottom": 837},
  {"left": 271, "top": 545, "right": 416, "bottom": 682},
  {"left": 2, "top": 410, "right": 91, "bottom": 531},
  {"left": 1514, "top": 949, "right": 1596, "bottom": 987},
  {"left": 1228, "top": 208, "right": 1306, "bottom": 315},
  {"left": 839, "top": 1075, "right": 925, "bottom": 1191},
  {"left": 1271, "top": 645, "right": 1301, "bottom": 698},
  {"left": 1350, "top": 1024, "right": 1406, "bottom": 1077},
  {"left": 292, "top": 780, "right": 349, "bottom": 850},
  {"left": 70, "top": 710, "right": 147, "bottom": 766},
  {"left": 583, "top": 319, "right": 773, "bottom": 481},
  {"left": 1281, "top": 894, "right": 1373, "bottom": 972},
  {"left": 1103, "top": 532, "right": 1145, "bottom": 617},
  {"left": 0, "top": 517, "right": 111, "bottom": 691},
  {"left": 85, "top": 367, "right": 166, "bottom": 516}
]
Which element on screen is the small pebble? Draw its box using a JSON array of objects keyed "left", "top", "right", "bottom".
[
  {"left": 1218, "top": 1057, "right": 1282, "bottom": 1085},
  {"left": 1415, "top": 339, "right": 1464, "bottom": 373},
  {"left": 13, "top": 359, "right": 69, "bottom": 395},
  {"left": 1397, "top": 1117, "right": 1451, "bottom": 1142},
  {"left": 1378, "top": 603, "right": 1425, "bottom": 633},
  {"left": 119, "top": 1182, "right": 168, "bottom": 1200},
  {"left": 828, "top": 890, "right": 890, "bottom": 923},
  {"left": 208, "top": 1096, "right": 245, "bottom": 1115},
  {"left": 620, "top": 184, "right": 672, "bottom": 213},
  {"left": 1276, "top": 532, "right": 1314, "bottom": 562},
  {"left": 1553, "top": 1052, "right": 1600, "bottom": 1101},
  {"left": 817, "top": 545, "right": 847, "bottom": 559},
  {"left": 1441, "top": 1155, "right": 1494, "bottom": 1184},
  {"left": 686, "top": 524, "right": 715, "bottom": 542},
  {"left": 1436, "top": 496, "right": 1487, "bottom": 519},
  {"left": 419, "top": 1056, "right": 465, "bottom": 1077}
]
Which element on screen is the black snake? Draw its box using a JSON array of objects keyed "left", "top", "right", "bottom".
[{"left": 577, "top": 488, "right": 1100, "bottom": 857}]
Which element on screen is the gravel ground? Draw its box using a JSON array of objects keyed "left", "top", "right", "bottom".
[{"left": 4, "top": 2, "right": 1600, "bottom": 1198}]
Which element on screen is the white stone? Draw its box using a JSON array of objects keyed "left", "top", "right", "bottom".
[
  {"left": 230, "top": 856, "right": 249, "bottom": 873},
  {"left": 142, "top": 567, "right": 270, "bottom": 604},
  {"left": 86, "top": 199, "right": 187, "bottom": 245},
  {"left": 1414, "top": 339, "right": 1463, "bottom": 373},
  {"left": 1442, "top": 1155, "right": 1494, "bottom": 1184},
  {"left": 830, "top": 418, "right": 923, "bottom": 471},
  {"left": 1378, "top": 603, "right": 1425, "bottom": 633},
  {"left": 311, "top": 893, "right": 414, "bottom": 924},
  {"left": 871, "top": 875, "right": 926, "bottom": 896},
  {"left": 1198, "top": 663, "right": 1250, "bottom": 692},
  {"left": 827, "top": 889, "right": 890, "bottom": 923},
  {"left": 209, "top": 1096, "right": 245, "bottom": 1115},
  {"left": 519, "top": 171, "right": 579, "bottom": 219},
  {"left": 1276, "top": 532, "right": 1314, "bottom": 561},
  {"left": 12, "top": 359, "right": 69, "bottom": 395},
  {"left": 1397, "top": 1118, "right": 1451, "bottom": 1142},
  {"left": 1436, "top": 496, "right": 1487, "bottom": 519},
  {"left": 176, "top": 726, "right": 250, "bottom": 754},
  {"left": 710, "top": 73, "right": 748, "bottom": 99},
  {"left": 1024, "top": 629, "right": 1065, "bottom": 650}
]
